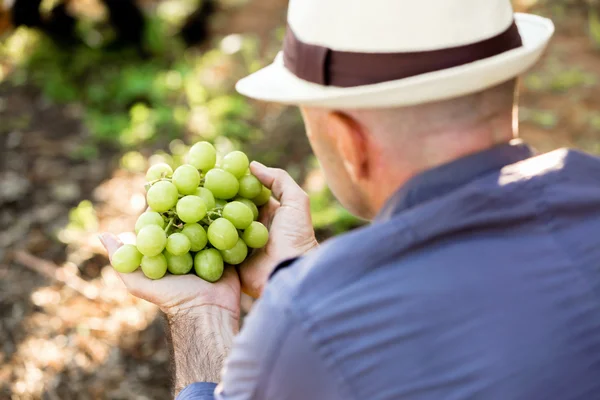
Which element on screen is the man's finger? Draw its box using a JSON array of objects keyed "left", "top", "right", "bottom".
[
  {"left": 99, "top": 233, "right": 123, "bottom": 259},
  {"left": 258, "top": 198, "right": 279, "bottom": 228},
  {"left": 221, "top": 265, "right": 238, "bottom": 282},
  {"left": 99, "top": 233, "right": 144, "bottom": 290},
  {"left": 250, "top": 161, "right": 309, "bottom": 210}
]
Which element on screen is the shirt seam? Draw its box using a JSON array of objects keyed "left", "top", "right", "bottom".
[
  {"left": 278, "top": 218, "right": 417, "bottom": 399},
  {"left": 250, "top": 306, "right": 294, "bottom": 399},
  {"left": 536, "top": 170, "right": 600, "bottom": 304},
  {"left": 300, "top": 217, "right": 417, "bottom": 313},
  {"left": 286, "top": 303, "right": 357, "bottom": 400}
]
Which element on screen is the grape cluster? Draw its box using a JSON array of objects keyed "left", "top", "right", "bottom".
[{"left": 111, "top": 142, "right": 271, "bottom": 282}]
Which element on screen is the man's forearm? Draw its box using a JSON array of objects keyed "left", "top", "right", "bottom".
[{"left": 165, "top": 306, "right": 239, "bottom": 396}]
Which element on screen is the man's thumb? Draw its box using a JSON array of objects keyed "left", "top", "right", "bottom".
[
  {"left": 249, "top": 161, "right": 308, "bottom": 208},
  {"left": 99, "top": 233, "right": 123, "bottom": 259}
]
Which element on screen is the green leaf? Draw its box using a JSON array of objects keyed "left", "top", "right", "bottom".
[{"left": 590, "top": 8, "right": 600, "bottom": 49}]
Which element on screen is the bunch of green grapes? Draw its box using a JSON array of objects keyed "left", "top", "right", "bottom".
[{"left": 111, "top": 142, "right": 271, "bottom": 282}]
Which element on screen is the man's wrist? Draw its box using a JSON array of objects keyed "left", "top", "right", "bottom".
[{"left": 166, "top": 305, "right": 239, "bottom": 395}]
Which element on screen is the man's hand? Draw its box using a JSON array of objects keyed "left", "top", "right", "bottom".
[
  {"left": 99, "top": 161, "right": 317, "bottom": 393},
  {"left": 100, "top": 234, "right": 241, "bottom": 319},
  {"left": 239, "top": 162, "right": 318, "bottom": 298},
  {"left": 100, "top": 234, "right": 240, "bottom": 394}
]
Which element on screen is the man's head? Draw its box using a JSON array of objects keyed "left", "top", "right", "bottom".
[
  {"left": 301, "top": 79, "right": 519, "bottom": 219},
  {"left": 235, "top": 1, "right": 553, "bottom": 218}
]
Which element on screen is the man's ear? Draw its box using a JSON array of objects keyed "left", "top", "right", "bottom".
[{"left": 326, "top": 112, "right": 369, "bottom": 182}]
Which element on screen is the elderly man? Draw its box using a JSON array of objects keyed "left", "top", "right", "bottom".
[{"left": 101, "top": 0, "right": 600, "bottom": 399}]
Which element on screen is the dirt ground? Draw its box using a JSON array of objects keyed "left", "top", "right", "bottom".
[{"left": 1, "top": 1, "right": 600, "bottom": 399}]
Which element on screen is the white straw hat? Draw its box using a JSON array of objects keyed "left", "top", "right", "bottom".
[{"left": 236, "top": 0, "right": 555, "bottom": 109}]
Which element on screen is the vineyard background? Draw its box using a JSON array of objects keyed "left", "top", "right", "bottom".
[{"left": 1, "top": 0, "right": 600, "bottom": 398}]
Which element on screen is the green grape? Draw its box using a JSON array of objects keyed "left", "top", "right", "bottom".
[
  {"left": 207, "top": 218, "right": 239, "bottom": 250},
  {"left": 194, "top": 249, "right": 224, "bottom": 282},
  {"left": 252, "top": 186, "right": 272, "bottom": 206},
  {"left": 112, "top": 244, "right": 142, "bottom": 273},
  {"left": 188, "top": 141, "right": 217, "bottom": 172},
  {"left": 146, "top": 163, "right": 173, "bottom": 182},
  {"left": 166, "top": 233, "right": 191, "bottom": 256},
  {"left": 172, "top": 164, "right": 201, "bottom": 195},
  {"left": 141, "top": 254, "right": 168, "bottom": 280},
  {"left": 176, "top": 195, "right": 207, "bottom": 223},
  {"left": 220, "top": 238, "right": 248, "bottom": 265},
  {"left": 214, "top": 199, "right": 227, "bottom": 208},
  {"left": 234, "top": 197, "right": 259, "bottom": 220},
  {"left": 135, "top": 211, "right": 165, "bottom": 234},
  {"left": 147, "top": 181, "right": 179, "bottom": 212},
  {"left": 194, "top": 187, "right": 216, "bottom": 210},
  {"left": 165, "top": 251, "right": 193, "bottom": 275},
  {"left": 136, "top": 225, "right": 167, "bottom": 256},
  {"left": 242, "top": 221, "right": 269, "bottom": 249},
  {"left": 204, "top": 169, "right": 239, "bottom": 199},
  {"left": 181, "top": 223, "right": 208, "bottom": 251},
  {"left": 223, "top": 201, "right": 253, "bottom": 229},
  {"left": 238, "top": 175, "right": 262, "bottom": 199},
  {"left": 221, "top": 151, "right": 249, "bottom": 179}
]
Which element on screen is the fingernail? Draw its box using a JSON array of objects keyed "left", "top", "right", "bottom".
[
  {"left": 250, "top": 161, "right": 271, "bottom": 178},
  {"left": 250, "top": 161, "right": 265, "bottom": 169},
  {"left": 98, "top": 234, "right": 107, "bottom": 247}
]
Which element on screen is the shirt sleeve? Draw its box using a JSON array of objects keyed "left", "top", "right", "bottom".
[
  {"left": 214, "top": 282, "right": 344, "bottom": 400},
  {"left": 176, "top": 383, "right": 218, "bottom": 400}
]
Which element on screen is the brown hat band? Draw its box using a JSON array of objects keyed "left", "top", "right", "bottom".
[{"left": 283, "top": 22, "right": 523, "bottom": 88}]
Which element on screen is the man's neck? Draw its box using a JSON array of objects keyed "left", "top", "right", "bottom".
[{"left": 368, "top": 119, "right": 516, "bottom": 217}]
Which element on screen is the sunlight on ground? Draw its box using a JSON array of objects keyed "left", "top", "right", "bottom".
[
  {"left": 6, "top": 265, "right": 160, "bottom": 397},
  {"left": 2, "top": 166, "right": 163, "bottom": 397},
  {"left": 1, "top": 143, "right": 323, "bottom": 396}
]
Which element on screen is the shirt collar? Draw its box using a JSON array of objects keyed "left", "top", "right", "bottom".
[{"left": 375, "top": 140, "right": 535, "bottom": 222}]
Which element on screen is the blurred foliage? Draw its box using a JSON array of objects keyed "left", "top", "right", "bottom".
[
  {"left": 59, "top": 200, "right": 99, "bottom": 243},
  {"left": 589, "top": 8, "right": 600, "bottom": 49},
  {"left": 520, "top": 107, "right": 559, "bottom": 129},
  {"left": 525, "top": 67, "right": 597, "bottom": 93},
  {"left": 2, "top": 0, "right": 598, "bottom": 243},
  {"left": 2, "top": 0, "right": 352, "bottom": 231},
  {"left": 0, "top": 4, "right": 261, "bottom": 150}
]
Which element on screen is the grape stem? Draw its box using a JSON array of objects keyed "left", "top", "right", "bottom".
[
  {"left": 164, "top": 217, "right": 175, "bottom": 233},
  {"left": 204, "top": 208, "right": 223, "bottom": 224},
  {"left": 144, "top": 177, "right": 173, "bottom": 192},
  {"left": 147, "top": 177, "right": 173, "bottom": 186}
]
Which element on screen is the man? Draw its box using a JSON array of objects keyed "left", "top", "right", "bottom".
[{"left": 101, "top": 0, "right": 600, "bottom": 399}]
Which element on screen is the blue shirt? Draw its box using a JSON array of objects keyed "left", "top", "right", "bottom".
[{"left": 178, "top": 142, "right": 600, "bottom": 400}]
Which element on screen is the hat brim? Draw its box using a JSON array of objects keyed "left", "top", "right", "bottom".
[{"left": 236, "top": 13, "right": 554, "bottom": 109}]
